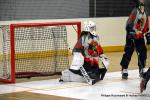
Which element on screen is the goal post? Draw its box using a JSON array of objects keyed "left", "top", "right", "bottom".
[{"left": 0, "top": 21, "right": 81, "bottom": 83}]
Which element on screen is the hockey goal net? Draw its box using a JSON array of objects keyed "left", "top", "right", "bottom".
[{"left": 0, "top": 21, "right": 81, "bottom": 83}]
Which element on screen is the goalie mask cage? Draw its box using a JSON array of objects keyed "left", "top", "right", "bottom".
[{"left": 0, "top": 21, "right": 81, "bottom": 83}]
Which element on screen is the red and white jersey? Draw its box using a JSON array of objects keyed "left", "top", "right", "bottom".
[
  {"left": 126, "top": 7, "right": 149, "bottom": 35},
  {"left": 73, "top": 31, "right": 103, "bottom": 65}
]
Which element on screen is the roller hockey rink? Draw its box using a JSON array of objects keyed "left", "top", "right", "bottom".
[
  {"left": 0, "top": 1, "right": 150, "bottom": 100},
  {"left": 0, "top": 69, "right": 149, "bottom": 100}
]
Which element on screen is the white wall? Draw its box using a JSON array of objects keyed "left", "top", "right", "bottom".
[{"left": 0, "top": 17, "right": 150, "bottom": 53}]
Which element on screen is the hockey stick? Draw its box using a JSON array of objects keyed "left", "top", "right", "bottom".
[
  {"left": 79, "top": 66, "right": 96, "bottom": 85},
  {"left": 99, "top": 55, "right": 109, "bottom": 69}
]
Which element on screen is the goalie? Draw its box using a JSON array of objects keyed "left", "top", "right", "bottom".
[{"left": 59, "top": 21, "right": 109, "bottom": 85}]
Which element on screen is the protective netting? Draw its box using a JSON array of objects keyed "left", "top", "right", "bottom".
[
  {"left": 0, "top": 25, "right": 70, "bottom": 79},
  {"left": 0, "top": 25, "right": 11, "bottom": 80}
]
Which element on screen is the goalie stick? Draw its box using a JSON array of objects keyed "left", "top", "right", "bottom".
[
  {"left": 99, "top": 55, "right": 109, "bottom": 69},
  {"left": 79, "top": 66, "right": 96, "bottom": 85}
]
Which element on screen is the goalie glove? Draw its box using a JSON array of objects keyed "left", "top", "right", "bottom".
[{"left": 99, "top": 54, "right": 109, "bottom": 69}]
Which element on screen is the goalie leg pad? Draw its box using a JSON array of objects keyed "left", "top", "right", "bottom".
[
  {"left": 70, "top": 52, "right": 84, "bottom": 70},
  {"left": 60, "top": 69, "right": 85, "bottom": 82}
]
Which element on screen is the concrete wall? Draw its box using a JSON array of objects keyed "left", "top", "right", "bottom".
[{"left": 0, "top": 0, "right": 89, "bottom": 20}]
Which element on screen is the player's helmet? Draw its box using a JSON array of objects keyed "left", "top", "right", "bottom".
[
  {"left": 134, "top": 0, "right": 145, "bottom": 7},
  {"left": 83, "top": 21, "right": 96, "bottom": 36},
  {"left": 139, "top": 2, "right": 145, "bottom": 7}
]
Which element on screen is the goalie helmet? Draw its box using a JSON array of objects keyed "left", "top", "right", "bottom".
[{"left": 83, "top": 21, "right": 96, "bottom": 36}]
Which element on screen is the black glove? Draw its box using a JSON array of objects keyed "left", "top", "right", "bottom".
[{"left": 145, "top": 32, "right": 150, "bottom": 45}]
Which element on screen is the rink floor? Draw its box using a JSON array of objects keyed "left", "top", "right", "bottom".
[
  {"left": 0, "top": 69, "right": 149, "bottom": 100},
  {"left": 0, "top": 51, "right": 150, "bottom": 100}
]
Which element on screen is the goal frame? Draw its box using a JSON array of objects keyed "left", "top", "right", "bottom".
[{"left": 0, "top": 21, "right": 81, "bottom": 83}]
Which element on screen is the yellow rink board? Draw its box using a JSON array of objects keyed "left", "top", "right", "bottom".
[
  {"left": 0, "top": 50, "right": 69, "bottom": 61},
  {"left": 103, "top": 45, "right": 150, "bottom": 52},
  {"left": 0, "top": 45, "right": 150, "bottom": 61}
]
